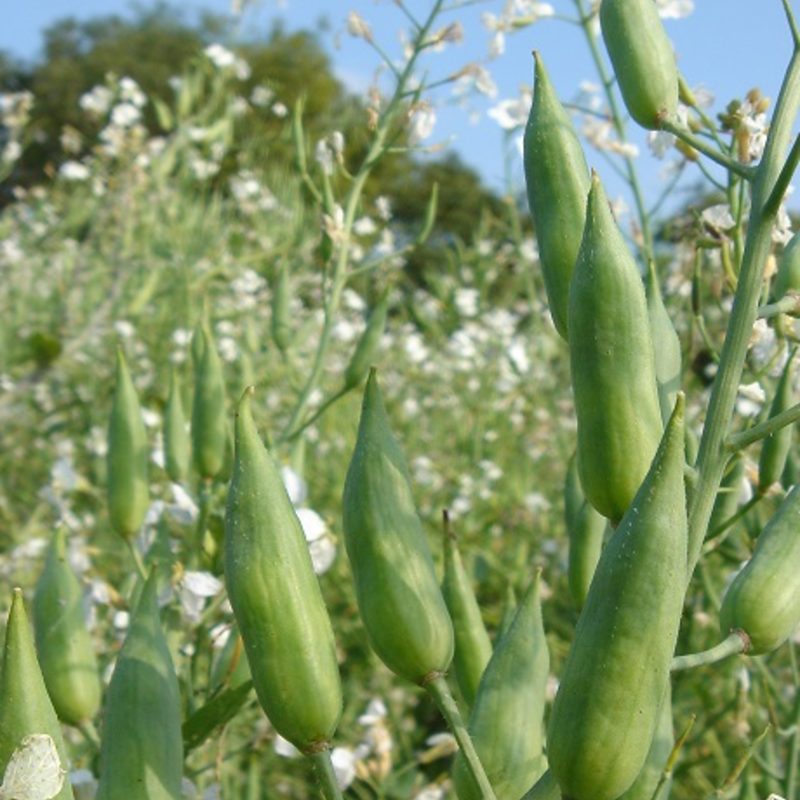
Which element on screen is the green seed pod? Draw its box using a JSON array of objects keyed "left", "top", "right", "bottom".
[
  {"left": 523, "top": 52, "right": 591, "bottom": 340},
  {"left": 342, "top": 370, "right": 454, "bottom": 685},
  {"left": 344, "top": 290, "right": 391, "bottom": 391},
  {"left": 615, "top": 684, "right": 674, "bottom": 800},
  {"left": 547, "top": 395, "right": 687, "bottom": 800},
  {"left": 271, "top": 263, "right": 294, "bottom": 353},
  {"left": 441, "top": 518, "right": 492, "bottom": 710},
  {"left": 646, "top": 261, "right": 682, "bottom": 426},
  {"left": 563, "top": 451, "right": 584, "bottom": 535},
  {"left": 758, "top": 357, "right": 796, "bottom": 493},
  {"left": 567, "top": 500, "right": 608, "bottom": 613},
  {"left": 107, "top": 349, "right": 149, "bottom": 539},
  {"left": 569, "top": 173, "right": 663, "bottom": 524},
  {"left": 452, "top": 572, "right": 550, "bottom": 800},
  {"left": 190, "top": 318, "right": 206, "bottom": 370},
  {"left": 719, "top": 484, "right": 800, "bottom": 655},
  {"left": 0, "top": 589, "right": 75, "bottom": 800},
  {"left": 225, "top": 387, "right": 342, "bottom": 752},
  {"left": 33, "top": 528, "right": 101, "bottom": 727},
  {"left": 95, "top": 570, "right": 183, "bottom": 800},
  {"left": 775, "top": 229, "right": 800, "bottom": 299},
  {"left": 599, "top": 0, "right": 679, "bottom": 129},
  {"left": 191, "top": 324, "right": 227, "bottom": 481},
  {"left": 164, "top": 367, "right": 190, "bottom": 483},
  {"left": 496, "top": 585, "right": 518, "bottom": 643},
  {"left": 521, "top": 769, "right": 561, "bottom": 800}
]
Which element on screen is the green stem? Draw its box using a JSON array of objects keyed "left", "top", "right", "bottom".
[
  {"left": 671, "top": 632, "right": 749, "bottom": 671},
  {"left": 658, "top": 117, "right": 756, "bottom": 181},
  {"left": 726, "top": 401, "right": 800, "bottom": 452},
  {"left": 195, "top": 478, "right": 213, "bottom": 565},
  {"left": 786, "top": 644, "right": 799, "bottom": 800},
  {"left": 307, "top": 747, "right": 346, "bottom": 800},
  {"left": 77, "top": 719, "right": 101, "bottom": 752},
  {"left": 758, "top": 293, "right": 800, "bottom": 319},
  {"left": 763, "top": 132, "right": 800, "bottom": 217},
  {"left": 126, "top": 537, "right": 148, "bottom": 581},
  {"left": 702, "top": 493, "right": 763, "bottom": 554},
  {"left": 425, "top": 675, "right": 498, "bottom": 800},
  {"left": 686, "top": 45, "right": 800, "bottom": 575},
  {"left": 281, "top": 0, "right": 446, "bottom": 443}
]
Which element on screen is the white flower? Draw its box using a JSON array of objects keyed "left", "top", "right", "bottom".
[
  {"left": 347, "top": 11, "right": 373, "bottom": 41},
  {"left": 488, "top": 88, "right": 532, "bottom": 131},
  {"left": 655, "top": 0, "right": 694, "bottom": 18},
  {"left": 375, "top": 196, "right": 392, "bottom": 221},
  {"left": 358, "top": 698, "right": 387, "bottom": 726},
  {"left": 736, "top": 382, "right": 766, "bottom": 417},
  {"left": 271, "top": 102, "right": 288, "bottom": 117},
  {"left": 250, "top": 85, "right": 274, "bottom": 107},
  {"left": 205, "top": 43, "right": 237, "bottom": 69},
  {"left": 79, "top": 85, "right": 113, "bottom": 117},
  {"left": 281, "top": 466, "right": 307, "bottom": 505},
  {"left": 273, "top": 734, "right": 302, "bottom": 758},
  {"left": 59, "top": 161, "right": 91, "bottom": 181},
  {"left": 353, "top": 216, "right": 377, "bottom": 237},
  {"left": 110, "top": 102, "right": 142, "bottom": 128},
  {"left": 315, "top": 139, "right": 334, "bottom": 175},
  {"left": 408, "top": 104, "right": 436, "bottom": 145},
  {"left": 701, "top": 204, "right": 736, "bottom": 231},
  {"left": 331, "top": 747, "right": 358, "bottom": 790}
]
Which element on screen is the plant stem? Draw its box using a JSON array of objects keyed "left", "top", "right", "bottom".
[
  {"left": 726, "top": 401, "right": 800, "bottom": 452},
  {"left": 307, "top": 748, "right": 345, "bottom": 800},
  {"left": 658, "top": 118, "right": 755, "bottom": 181},
  {"left": 126, "top": 537, "right": 148, "bottom": 581},
  {"left": 686, "top": 46, "right": 800, "bottom": 575},
  {"left": 425, "top": 675, "right": 498, "bottom": 800},
  {"left": 671, "top": 632, "right": 749, "bottom": 671}
]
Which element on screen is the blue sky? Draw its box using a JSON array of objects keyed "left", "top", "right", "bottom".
[{"left": 1, "top": 1, "right": 797, "bottom": 214}]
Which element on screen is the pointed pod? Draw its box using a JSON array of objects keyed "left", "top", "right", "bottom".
[
  {"left": 163, "top": 367, "right": 190, "bottom": 483},
  {"left": 441, "top": 521, "right": 492, "bottom": 710},
  {"left": 95, "top": 571, "right": 183, "bottom": 800},
  {"left": 599, "top": 0, "right": 679, "bottom": 129},
  {"left": 775, "top": 230, "right": 800, "bottom": 299},
  {"left": 563, "top": 451, "right": 584, "bottom": 535},
  {"left": 547, "top": 394, "right": 687, "bottom": 800},
  {"left": 33, "top": 528, "right": 101, "bottom": 727},
  {"left": 569, "top": 173, "right": 663, "bottom": 523},
  {"left": 107, "top": 349, "right": 149, "bottom": 539},
  {"left": 344, "top": 290, "right": 391, "bottom": 391},
  {"left": 615, "top": 684, "right": 674, "bottom": 800},
  {"left": 452, "top": 571, "right": 550, "bottom": 800},
  {"left": 758, "top": 356, "right": 796, "bottom": 493},
  {"left": 191, "top": 324, "right": 227, "bottom": 481},
  {"left": 224, "top": 387, "right": 342, "bottom": 752},
  {"left": 523, "top": 52, "right": 591, "bottom": 340},
  {"left": 567, "top": 500, "right": 608, "bottom": 613},
  {"left": 646, "top": 261, "right": 682, "bottom": 426},
  {"left": 0, "top": 589, "right": 75, "bottom": 800},
  {"left": 719, "top": 484, "right": 800, "bottom": 655},
  {"left": 342, "top": 370, "right": 454, "bottom": 685}
]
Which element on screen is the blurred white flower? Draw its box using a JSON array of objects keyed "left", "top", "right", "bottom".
[
  {"left": 71, "top": 768, "right": 98, "bottom": 800},
  {"left": 487, "top": 88, "right": 532, "bottom": 131},
  {"left": 409, "top": 104, "right": 436, "bottom": 145},
  {"left": 701, "top": 204, "right": 736, "bottom": 231},
  {"left": 273, "top": 734, "right": 302, "bottom": 758},
  {"left": 179, "top": 571, "right": 224, "bottom": 624},
  {"left": 656, "top": 0, "right": 694, "bottom": 18},
  {"left": 347, "top": 11, "right": 373, "bottom": 41},
  {"left": 736, "top": 382, "right": 766, "bottom": 417},
  {"left": 331, "top": 747, "right": 358, "bottom": 790},
  {"left": 79, "top": 85, "right": 113, "bottom": 117},
  {"left": 59, "top": 161, "right": 91, "bottom": 181}
]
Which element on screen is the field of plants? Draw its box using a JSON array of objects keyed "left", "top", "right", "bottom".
[{"left": 0, "top": 1, "right": 798, "bottom": 799}]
